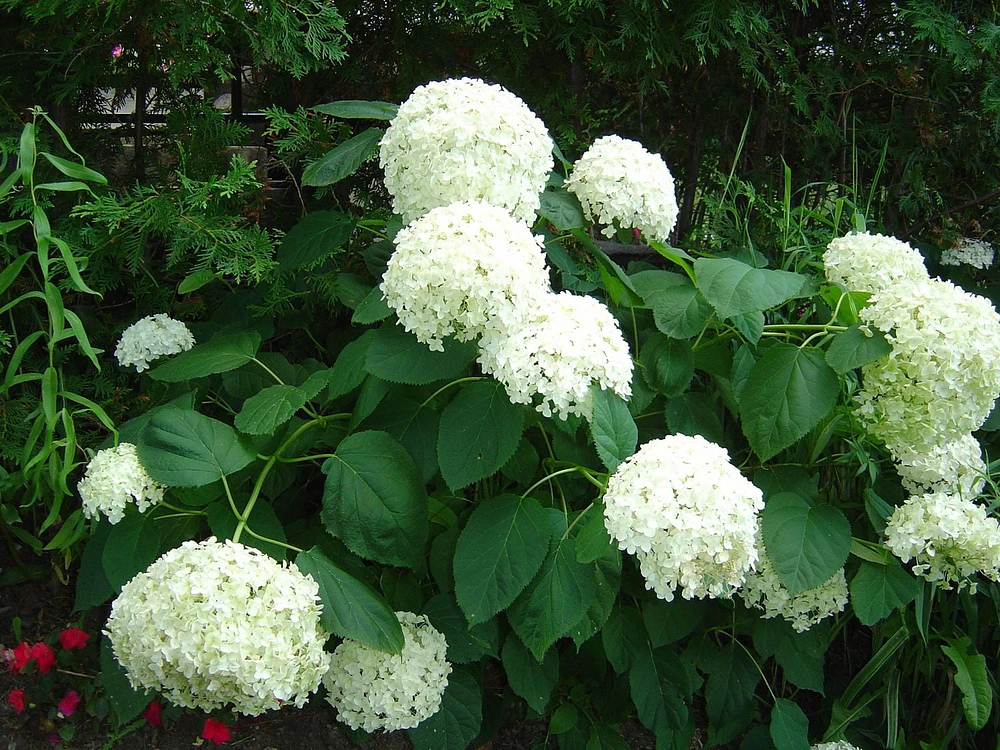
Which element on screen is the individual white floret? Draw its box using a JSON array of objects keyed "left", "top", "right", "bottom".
[
  {"left": 380, "top": 77, "right": 553, "bottom": 225},
  {"left": 565, "top": 135, "right": 679, "bottom": 243},
  {"left": 115, "top": 314, "right": 195, "bottom": 372},
  {"left": 823, "top": 232, "right": 928, "bottom": 294},
  {"left": 380, "top": 201, "right": 551, "bottom": 351},
  {"left": 941, "top": 237, "right": 994, "bottom": 270},
  {"left": 105, "top": 538, "right": 330, "bottom": 716},
  {"left": 478, "top": 291, "right": 633, "bottom": 419},
  {"left": 77, "top": 443, "right": 165, "bottom": 525},
  {"left": 323, "top": 611, "right": 451, "bottom": 732},
  {"left": 602, "top": 434, "right": 763, "bottom": 601}
]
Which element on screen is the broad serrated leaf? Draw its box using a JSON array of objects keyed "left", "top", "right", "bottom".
[
  {"left": 453, "top": 494, "right": 552, "bottom": 624},
  {"left": 366, "top": 396, "right": 440, "bottom": 482},
  {"left": 570, "top": 546, "right": 620, "bottom": 648},
  {"left": 302, "top": 127, "right": 383, "bottom": 186},
  {"left": 277, "top": 210, "right": 355, "bottom": 271},
  {"left": 408, "top": 668, "right": 482, "bottom": 750},
  {"left": 102, "top": 510, "right": 161, "bottom": 590},
  {"left": 703, "top": 642, "right": 760, "bottom": 744},
  {"left": 762, "top": 493, "right": 851, "bottom": 595},
  {"left": 423, "top": 593, "right": 498, "bottom": 663},
  {"left": 589, "top": 386, "right": 637, "bottom": 471},
  {"left": 328, "top": 331, "right": 376, "bottom": 400},
  {"left": 850, "top": 560, "right": 920, "bottom": 625},
  {"left": 365, "top": 325, "right": 476, "bottom": 385},
  {"left": 502, "top": 633, "right": 559, "bottom": 712},
  {"left": 942, "top": 637, "right": 992, "bottom": 731},
  {"left": 147, "top": 331, "right": 261, "bottom": 382},
  {"left": 295, "top": 547, "right": 404, "bottom": 653},
  {"left": 100, "top": 636, "right": 150, "bottom": 726},
  {"left": 694, "top": 258, "right": 806, "bottom": 319},
  {"left": 352, "top": 285, "right": 393, "bottom": 324},
  {"left": 640, "top": 333, "right": 694, "bottom": 397},
  {"left": 575, "top": 505, "right": 614, "bottom": 564},
  {"left": 234, "top": 384, "right": 309, "bottom": 435},
  {"left": 321, "top": 431, "right": 428, "bottom": 569},
  {"left": 825, "top": 324, "right": 891, "bottom": 374},
  {"left": 438, "top": 381, "right": 524, "bottom": 490},
  {"left": 630, "top": 641, "right": 689, "bottom": 737},
  {"left": 603, "top": 605, "right": 646, "bottom": 674},
  {"left": 74, "top": 521, "right": 114, "bottom": 611},
  {"left": 731, "top": 310, "right": 765, "bottom": 344},
  {"left": 587, "top": 724, "right": 632, "bottom": 750},
  {"left": 206, "top": 499, "right": 287, "bottom": 560},
  {"left": 665, "top": 392, "right": 725, "bottom": 445},
  {"left": 738, "top": 344, "right": 839, "bottom": 461},
  {"left": 312, "top": 100, "right": 399, "bottom": 120},
  {"left": 653, "top": 283, "right": 714, "bottom": 338},
  {"left": 138, "top": 409, "right": 256, "bottom": 487},
  {"left": 178, "top": 268, "right": 217, "bottom": 294},
  {"left": 539, "top": 189, "right": 585, "bottom": 230},
  {"left": 770, "top": 699, "right": 809, "bottom": 750},
  {"left": 642, "top": 597, "right": 707, "bottom": 648},
  {"left": 752, "top": 618, "right": 825, "bottom": 694}
]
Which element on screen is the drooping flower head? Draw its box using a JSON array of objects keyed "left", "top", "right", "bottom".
[
  {"left": 883, "top": 492, "right": 1000, "bottom": 591},
  {"left": 323, "top": 611, "right": 451, "bottom": 732},
  {"left": 941, "top": 237, "right": 994, "bottom": 270},
  {"left": 380, "top": 201, "right": 551, "bottom": 351},
  {"left": 380, "top": 78, "right": 553, "bottom": 225},
  {"left": 602, "top": 434, "right": 763, "bottom": 601},
  {"left": 823, "top": 232, "right": 928, "bottom": 294},
  {"left": 565, "top": 134, "right": 679, "bottom": 243},
  {"left": 78, "top": 442, "right": 165, "bottom": 525},
  {"left": 105, "top": 539, "right": 330, "bottom": 716},
  {"left": 478, "top": 291, "right": 633, "bottom": 419},
  {"left": 115, "top": 314, "right": 195, "bottom": 372}
]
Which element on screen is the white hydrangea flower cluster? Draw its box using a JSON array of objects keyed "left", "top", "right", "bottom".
[
  {"left": 891, "top": 435, "right": 986, "bottom": 497},
  {"left": 105, "top": 538, "right": 330, "bottom": 716},
  {"left": 566, "top": 135, "right": 679, "bottom": 243},
  {"left": 823, "top": 232, "right": 929, "bottom": 294},
  {"left": 77, "top": 443, "right": 165, "bottom": 525},
  {"left": 380, "top": 201, "right": 551, "bottom": 351},
  {"left": 379, "top": 77, "right": 553, "bottom": 225},
  {"left": 602, "top": 434, "right": 763, "bottom": 601},
  {"left": 478, "top": 292, "right": 633, "bottom": 419},
  {"left": 884, "top": 493, "right": 1000, "bottom": 591},
  {"left": 115, "top": 313, "right": 195, "bottom": 372},
  {"left": 941, "top": 237, "right": 994, "bottom": 270},
  {"left": 741, "top": 531, "right": 848, "bottom": 632},
  {"left": 323, "top": 611, "right": 451, "bottom": 732},
  {"left": 812, "top": 743, "right": 862, "bottom": 750}
]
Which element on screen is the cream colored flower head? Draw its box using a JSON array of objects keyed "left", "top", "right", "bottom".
[
  {"left": 115, "top": 314, "right": 195, "bottom": 372},
  {"left": 78, "top": 443, "right": 165, "bottom": 525},
  {"left": 941, "top": 237, "right": 994, "bottom": 270},
  {"left": 823, "top": 232, "right": 928, "bottom": 294}
]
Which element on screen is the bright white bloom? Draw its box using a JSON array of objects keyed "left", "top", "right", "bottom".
[
  {"left": 812, "top": 743, "right": 862, "bottom": 750},
  {"left": 380, "top": 77, "right": 553, "bottom": 225},
  {"left": 78, "top": 443, "right": 165, "bottom": 525},
  {"left": 602, "top": 434, "right": 763, "bottom": 601},
  {"left": 823, "top": 232, "right": 928, "bottom": 294},
  {"left": 324, "top": 612, "right": 451, "bottom": 732},
  {"left": 941, "top": 237, "right": 994, "bottom": 270},
  {"left": 566, "top": 135, "right": 679, "bottom": 243},
  {"left": 381, "top": 201, "right": 551, "bottom": 351},
  {"left": 741, "top": 531, "right": 848, "bottom": 632},
  {"left": 478, "top": 291, "right": 633, "bottom": 419},
  {"left": 884, "top": 493, "right": 1000, "bottom": 591},
  {"left": 115, "top": 314, "right": 195, "bottom": 372},
  {"left": 892, "top": 433, "right": 986, "bottom": 497},
  {"left": 105, "top": 539, "right": 330, "bottom": 716}
]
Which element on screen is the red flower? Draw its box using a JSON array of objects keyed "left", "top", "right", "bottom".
[
  {"left": 201, "top": 718, "right": 231, "bottom": 745},
  {"left": 57, "top": 690, "right": 81, "bottom": 718},
  {"left": 9, "top": 642, "right": 31, "bottom": 672},
  {"left": 142, "top": 701, "right": 162, "bottom": 727},
  {"left": 7, "top": 689, "right": 26, "bottom": 714},
  {"left": 58, "top": 629, "right": 90, "bottom": 651},
  {"left": 29, "top": 643, "right": 56, "bottom": 674}
]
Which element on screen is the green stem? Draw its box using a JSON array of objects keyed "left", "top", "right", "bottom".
[
  {"left": 252, "top": 357, "right": 285, "bottom": 385},
  {"left": 241, "top": 526, "right": 304, "bottom": 554},
  {"left": 561, "top": 502, "right": 595, "bottom": 541},
  {"left": 419, "top": 376, "right": 486, "bottom": 409},
  {"left": 521, "top": 467, "right": 580, "bottom": 499}
]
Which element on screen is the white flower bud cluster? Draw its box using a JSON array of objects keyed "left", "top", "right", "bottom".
[
  {"left": 602, "top": 434, "right": 763, "bottom": 601},
  {"left": 115, "top": 313, "right": 195, "bottom": 372},
  {"left": 884, "top": 493, "right": 1000, "bottom": 591},
  {"left": 323, "top": 612, "right": 451, "bottom": 732},
  {"left": 941, "top": 237, "right": 994, "bottom": 270},
  {"left": 566, "top": 135, "right": 679, "bottom": 243},
  {"left": 823, "top": 232, "right": 929, "bottom": 294},
  {"left": 77, "top": 442, "right": 165, "bottom": 524},
  {"left": 105, "top": 539, "right": 330, "bottom": 716},
  {"left": 379, "top": 77, "right": 553, "bottom": 225}
]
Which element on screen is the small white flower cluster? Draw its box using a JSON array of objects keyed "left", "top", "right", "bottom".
[
  {"left": 823, "top": 232, "right": 929, "bottom": 294},
  {"left": 115, "top": 313, "right": 195, "bottom": 372},
  {"left": 741, "top": 531, "right": 848, "bottom": 632},
  {"left": 883, "top": 493, "right": 1000, "bottom": 591},
  {"left": 941, "top": 237, "right": 994, "bottom": 270},
  {"left": 379, "top": 77, "right": 553, "bottom": 225},
  {"left": 602, "top": 434, "right": 763, "bottom": 601},
  {"left": 77, "top": 443, "right": 165, "bottom": 525},
  {"left": 891, "top": 435, "right": 987, "bottom": 499},
  {"left": 105, "top": 538, "right": 330, "bottom": 716},
  {"left": 566, "top": 135, "right": 679, "bottom": 243},
  {"left": 323, "top": 611, "right": 451, "bottom": 732},
  {"left": 380, "top": 201, "right": 550, "bottom": 352},
  {"left": 812, "top": 743, "right": 862, "bottom": 750},
  {"left": 478, "top": 292, "right": 633, "bottom": 419}
]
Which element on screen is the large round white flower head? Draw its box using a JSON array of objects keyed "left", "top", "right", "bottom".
[
  {"left": 323, "top": 611, "right": 451, "bottom": 732},
  {"left": 892, "top": 433, "right": 986, "bottom": 498},
  {"left": 115, "top": 314, "right": 195, "bottom": 372},
  {"left": 741, "top": 530, "right": 848, "bottom": 632},
  {"left": 602, "top": 434, "right": 763, "bottom": 601},
  {"left": 812, "top": 743, "right": 862, "bottom": 750},
  {"left": 77, "top": 442, "right": 165, "bottom": 525},
  {"left": 105, "top": 538, "right": 330, "bottom": 716},
  {"left": 477, "top": 291, "right": 633, "bottom": 419},
  {"left": 823, "top": 232, "right": 928, "bottom": 294},
  {"left": 380, "top": 201, "right": 551, "bottom": 351},
  {"left": 884, "top": 493, "right": 1000, "bottom": 591},
  {"left": 565, "top": 134, "right": 679, "bottom": 243},
  {"left": 941, "top": 237, "right": 995, "bottom": 270},
  {"left": 379, "top": 77, "right": 553, "bottom": 225}
]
